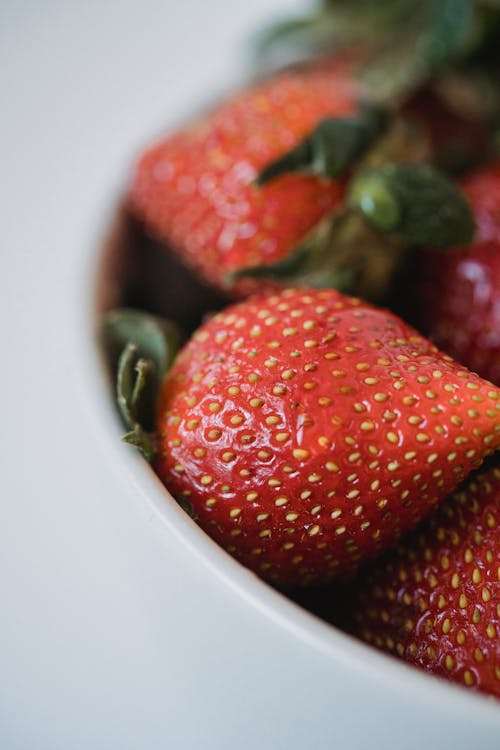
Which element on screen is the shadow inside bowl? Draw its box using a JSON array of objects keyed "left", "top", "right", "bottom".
[{"left": 95, "top": 202, "right": 228, "bottom": 338}]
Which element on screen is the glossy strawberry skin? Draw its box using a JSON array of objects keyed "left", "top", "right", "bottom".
[
  {"left": 349, "top": 461, "right": 500, "bottom": 698},
  {"left": 129, "top": 60, "right": 358, "bottom": 296},
  {"left": 409, "top": 163, "right": 500, "bottom": 385},
  {"left": 155, "top": 288, "right": 500, "bottom": 588}
]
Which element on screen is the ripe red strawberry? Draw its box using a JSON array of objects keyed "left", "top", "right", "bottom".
[
  {"left": 408, "top": 162, "right": 500, "bottom": 385},
  {"left": 349, "top": 460, "right": 500, "bottom": 698},
  {"left": 128, "top": 55, "right": 482, "bottom": 304},
  {"left": 154, "top": 288, "right": 500, "bottom": 588},
  {"left": 128, "top": 59, "right": 361, "bottom": 296}
]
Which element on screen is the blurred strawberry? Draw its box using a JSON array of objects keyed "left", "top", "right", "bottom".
[
  {"left": 408, "top": 162, "right": 500, "bottom": 385},
  {"left": 129, "top": 58, "right": 361, "bottom": 297},
  {"left": 129, "top": 55, "right": 477, "bottom": 303},
  {"left": 349, "top": 459, "right": 500, "bottom": 698}
]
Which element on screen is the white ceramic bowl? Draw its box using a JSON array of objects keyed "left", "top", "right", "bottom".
[
  {"left": 88, "top": 243, "right": 500, "bottom": 750},
  {"left": 3, "top": 1, "right": 499, "bottom": 748}
]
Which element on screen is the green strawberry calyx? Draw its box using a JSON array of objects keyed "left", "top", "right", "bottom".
[
  {"left": 348, "top": 163, "right": 476, "bottom": 246},
  {"left": 101, "top": 308, "right": 180, "bottom": 462},
  {"left": 257, "top": 104, "right": 388, "bottom": 184},
  {"left": 232, "top": 163, "right": 475, "bottom": 301},
  {"left": 228, "top": 208, "right": 402, "bottom": 302}
]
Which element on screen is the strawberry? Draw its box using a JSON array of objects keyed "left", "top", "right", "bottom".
[
  {"left": 408, "top": 162, "right": 500, "bottom": 385},
  {"left": 129, "top": 56, "right": 479, "bottom": 304},
  {"left": 129, "top": 59, "right": 359, "bottom": 296},
  {"left": 348, "top": 459, "right": 500, "bottom": 698},
  {"left": 153, "top": 287, "right": 500, "bottom": 588}
]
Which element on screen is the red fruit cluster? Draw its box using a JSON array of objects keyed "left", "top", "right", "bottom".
[{"left": 123, "top": 54, "right": 500, "bottom": 697}]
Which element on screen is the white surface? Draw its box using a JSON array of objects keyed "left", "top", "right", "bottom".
[{"left": 2, "top": 2, "right": 500, "bottom": 749}]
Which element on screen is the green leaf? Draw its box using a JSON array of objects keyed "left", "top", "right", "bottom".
[
  {"left": 116, "top": 342, "right": 140, "bottom": 430},
  {"left": 228, "top": 245, "right": 311, "bottom": 284},
  {"left": 115, "top": 343, "right": 157, "bottom": 430},
  {"left": 253, "top": 0, "right": 486, "bottom": 103},
  {"left": 102, "top": 307, "right": 179, "bottom": 386},
  {"left": 101, "top": 308, "right": 180, "bottom": 462},
  {"left": 348, "top": 163, "right": 475, "bottom": 246},
  {"left": 257, "top": 104, "right": 387, "bottom": 185},
  {"left": 359, "top": 0, "right": 479, "bottom": 103},
  {"left": 253, "top": 1, "right": 418, "bottom": 74}
]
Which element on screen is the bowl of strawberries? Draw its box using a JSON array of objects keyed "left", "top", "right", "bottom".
[{"left": 96, "top": 0, "right": 500, "bottom": 746}]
